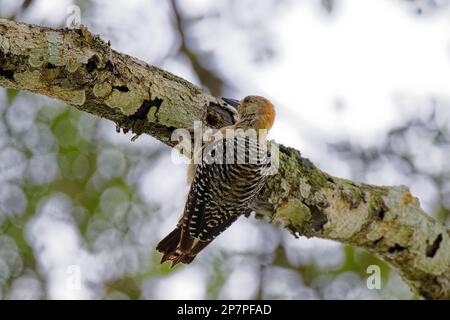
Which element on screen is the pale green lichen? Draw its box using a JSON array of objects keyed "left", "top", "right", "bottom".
[
  {"left": 275, "top": 199, "right": 311, "bottom": 233},
  {"left": 299, "top": 177, "right": 311, "bottom": 199},
  {"left": 27, "top": 32, "right": 91, "bottom": 73},
  {"left": 28, "top": 48, "right": 47, "bottom": 68},
  {"left": 13, "top": 70, "right": 85, "bottom": 105},
  {"left": 147, "top": 105, "right": 159, "bottom": 122},
  {"left": 144, "top": 94, "right": 164, "bottom": 123},
  {"left": 52, "top": 87, "right": 86, "bottom": 106},
  {"left": 0, "top": 36, "right": 10, "bottom": 52},
  {"left": 69, "top": 90, "right": 86, "bottom": 106},
  {"left": 382, "top": 187, "right": 450, "bottom": 275},
  {"left": 93, "top": 83, "right": 112, "bottom": 98},
  {"left": 47, "top": 32, "right": 65, "bottom": 66},
  {"left": 1, "top": 18, "right": 447, "bottom": 298},
  {"left": 154, "top": 99, "right": 186, "bottom": 126},
  {"left": 413, "top": 228, "right": 449, "bottom": 275},
  {"left": 65, "top": 56, "right": 83, "bottom": 73},
  {"left": 322, "top": 186, "right": 369, "bottom": 240},
  {"left": 311, "top": 189, "right": 327, "bottom": 206},
  {"left": 304, "top": 166, "right": 333, "bottom": 192},
  {"left": 280, "top": 178, "right": 290, "bottom": 193},
  {"left": 340, "top": 182, "right": 364, "bottom": 209}
]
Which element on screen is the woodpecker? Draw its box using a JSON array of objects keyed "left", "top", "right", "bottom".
[{"left": 156, "top": 95, "right": 276, "bottom": 267}]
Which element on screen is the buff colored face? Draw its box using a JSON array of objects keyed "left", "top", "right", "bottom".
[{"left": 239, "top": 95, "right": 276, "bottom": 130}]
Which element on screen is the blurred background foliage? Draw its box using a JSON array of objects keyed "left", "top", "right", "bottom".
[{"left": 0, "top": 0, "right": 449, "bottom": 299}]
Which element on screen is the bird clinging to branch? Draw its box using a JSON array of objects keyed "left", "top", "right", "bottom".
[{"left": 156, "top": 95, "right": 276, "bottom": 267}]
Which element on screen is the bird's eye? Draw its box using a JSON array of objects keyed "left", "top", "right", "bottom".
[{"left": 243, "top": 97, "right": 252, "bottom": 104}]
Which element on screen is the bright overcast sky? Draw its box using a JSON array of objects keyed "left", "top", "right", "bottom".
[{"left": 256, "top": 0, "right": 450, "bottom": 154}]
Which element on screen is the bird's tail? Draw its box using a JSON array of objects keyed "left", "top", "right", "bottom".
[{"left": 156, "top": 228, "right": 196, "bottom": 268}]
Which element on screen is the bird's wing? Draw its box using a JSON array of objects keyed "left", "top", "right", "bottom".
[{"left": 181, "top": 136, "right": 270, "bottom": 243}]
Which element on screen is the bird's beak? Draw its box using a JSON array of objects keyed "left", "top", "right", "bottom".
[{"left": 221, "top": 97, "right": 240, "bottom": 109}]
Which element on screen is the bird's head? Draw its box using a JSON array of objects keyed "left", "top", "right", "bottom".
[{"left": 237, "top": 95, "right": 276, "bottom": 130}]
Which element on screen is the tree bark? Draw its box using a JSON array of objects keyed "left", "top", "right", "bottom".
[{"left": 0, "top": 19, "right": 448, "bottom": 300}]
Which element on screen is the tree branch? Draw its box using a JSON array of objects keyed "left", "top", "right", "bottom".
[
  {"left": 0, "top": 19, "right": 448, "bottom": 299},
  {"left": 169, "top": 0, "right": 225, "bottom": 96}
]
